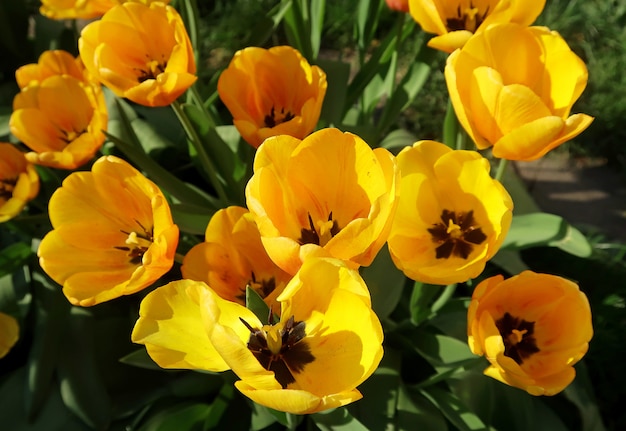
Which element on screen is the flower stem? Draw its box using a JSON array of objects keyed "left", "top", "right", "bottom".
[
  {"left": 171, "top": 100, "right": 228, "bottom": 206},
  {"left": 494, "top": 158, "right": 509, "bottom": 183},
  {"left": 189, "top": 84, "right": 217, "bottom": 128}
]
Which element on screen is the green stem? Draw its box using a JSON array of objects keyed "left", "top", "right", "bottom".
[
  {"left": 431, "top": 283, "right": 457, "bottom": 313},
  {"left": 494, "top": 158, "right": 509, "bottom": 183},
  {"left": 171, "top": 100, "right": 228, "bottom": 206},
  {"left": 189, "top": 84, "right": 217, "bottom": 128}
]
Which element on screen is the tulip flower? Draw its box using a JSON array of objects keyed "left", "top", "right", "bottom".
[
  {"left": 408, "top": 0, "right": 545, "bottom": 53},
  {"left": 217, "top": 46, "right": 327, "bottom": 148},
  {"left": 132, "top": 257, "right": 383, "bottom": 414},
  {"left": 387, "top": 140, "right": 512, "bottom": 285},
  {"left": 245, "top": 128, "right": 399, "bottom": 275},
  {"left": 445, "top": 23, "right": 594, "bottom": 161},
  {"left": 181, "top": 206, "right": 292, "bottom": 311},
  {"left": 38, "top": 155, "right": 179, "bottom": 306},
  {"left": 10, "top": 74, "right": 108, "bottom": 170},
  {"left": 40, "top": 0, "right": 170, "bottom": 20},
  {"left": 0, "top": 312, "right": 19, "bottom": 359},
  {"left": 0, "top": 143, "right": 40, "bottom": 223},
  {"left": 78, "top": 1, "right": 196, "bottom": 107},
  {"left": 467, "top": 271, "right": 593, "bottom": 395},
  {"left": 15, "top": 50, "right": 89, "bottom": 89}
]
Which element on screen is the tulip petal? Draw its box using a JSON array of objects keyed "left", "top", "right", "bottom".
[{"left": 0, "top": 312, "right": 19, "bottom": 359}]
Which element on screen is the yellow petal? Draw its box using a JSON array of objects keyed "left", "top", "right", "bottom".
[
  {"left": 0, "top": 312, "right": 19, "bottom": 359},
  {"left": 131, "top": 279, "right": 229, "bottom": 371}
]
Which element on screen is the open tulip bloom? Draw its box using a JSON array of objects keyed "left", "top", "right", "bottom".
[
  {"left": 217, "top": 45, "right": 327, "bottom": 148},
  {"left": 0, "top": 143, "right": 40, "bottom": 223},
  {"left": 388, "top": 140, "right": 513, "bottom": 285},
  {"left": 445, "top": 23, "right": 594, "bottom": 161},
  {"left": 38, "top": 155, "right": 179, "bottom": 306},
  {"left": 181, "top": 206, "right": 292, "bottom": 310},
  {"left": 78, "top": 1, "right": 196, "bottom": 107},
  {"left": 408, "top": 0, "right": 546, "bottom": 53},
  {"left": 133, "top": 257, "right": 384, "bottom": 414},
  {"left": 467, "top": 271, "right": 593, "bottom": 395},
  {"left": 245, "top": 128, "right": 399, "bottom": 275}
]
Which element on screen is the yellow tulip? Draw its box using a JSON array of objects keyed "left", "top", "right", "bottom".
[
  {"left": 40, "top": 0, "right": 170, "bottom": 20},
  {"left": 10, "top": 74, "right": 108, "bottom": 170},
  {"left": 217, "top": 46, "right": 327, "bottom": 148},
  {"left": 132, "top": 257, "right": 383, "bottom": 414},
  {"left": 0, "top": 312, "right": 19, "bottom": 359},
  {"left": 245, "top": 128, "right": 399, "bottom": 275},
  {"left": 467, "top": 271, "right": 593, "bottom": 395},
  {"left": 15, "top": 50, "right": 89, "bottom": 89},
  {"left": 181, "top": 206, "right": 292, "bottom": 311},
  {"left": 38, "top": 155, "right": 179, "bottom": 306},
  {"left": 387, "top": 140, "right": 512, "bottom": 284},
  {"left": 0, "top": 143, "right": 40, "bottom": 223},
  {"left": 78, "top": 1, "right": 196, "bottom": 107},
  {"left": 445, "top": 23, "right": 594, "bottom": 161},
  {"left": 408, "top": 0, "right": 545, "bottom": 53}
]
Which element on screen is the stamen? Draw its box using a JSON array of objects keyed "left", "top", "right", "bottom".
[
  {"left": 298, "top": 212, "right": 340, "bottom": 246},
  {"left": 428, "top": 209, "right": 487, "bottom": 259},
  {"left": 495, "top": 312, "right": 540, "bottom": 364}
]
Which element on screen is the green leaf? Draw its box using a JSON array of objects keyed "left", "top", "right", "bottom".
[
  {"left": 379, "top": 128, "right": 417, "bottom": 155},
  {"left": 0, "top": 242, "right": 33, "bottom": 278},
  {"left": 245, "top": 285, "right": 271, "bottom": 324},
  {"left": 58, "top": 307, "right": 112, "bottom": 430},
  {"left": 118, "top": 348, "right": 163, "bottom": 371},
  {"left": 409, "top": 282, "right": 441, "bottom": 326},
  {"left": 250, "top": 404, "right": 279, "bottom": 431},
  {"left": 360, "top": 244, "right": 406, "bottom": 320},
  {"left": 138, "top": 402, "right": 211, "bottom": 431},
  {"left": 490, "top": 249, "right": 530, "bottom": 276},
  {"left": 501, "top": 213, "right": 592, "bottom": 257},
  {"left": 170, "top": 203, "right": 215, "bottom": 236},
  {"left": 396, "top": 384, "right": 447, "bottom": 431},
  {"left": 312, "top": 407, "right": 369, "bottom": 431},
  {"left": 355, "top": 0, "right": 384, "bottom": 53},
  {"left": 168, "top": 372, "right": 223, "bottom": 398},
  {"left": 563, "top": 363, "right": 607, "bottom": 431},
  {"left": 419, "top": 387, "right": 488, "bottom": 431},
  {"left": 411, "top": 331, "right": 475, "bottom": 366},
  {"left": 245, "top": 0, "right": 293, "bottom": 47},
  {"left": 317, "top": 58, "right": 352, "bottom": 126}
]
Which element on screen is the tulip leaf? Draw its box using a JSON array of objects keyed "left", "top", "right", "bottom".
[
  {"left": 0, "top": 242, "right": 33, "bottom": 278},
  {"left": 170, "top": 203, "right": 215, "bottom": 236},
  {"left": 245, "top": 0, "right": 293, "bottom": 47},
  {"left": 355, "top": 0, "right": 384, "bottom": 53},
  {"left": 396, "top": 384, "right": 447, "bottom": 431},
  {"left": 379, "top": 128, "right": 417, "bottom": 155},
  {"left": 411, "top": 331, "right": 475, "bottom": 366},
  {"left": 491, "top": 249, "right": 530, "bottom": 276},
  {"left": 58, "top": 307, "right": 112, "bottom": 430},
  {"left": 250, "top": 404, "right": 280, "bottom": 430},
  {"left": 119, "top": 348, "right": 164, "bottom": 371},
  {"left": 360, "top": 244, "right": 407, "bottom": 320},
  {"left": 312, "top": 407, "right": 369, "bottom": 431},
  {"left": 419, "top": 387, "right": 488, "bottom": 431},
  {"left": 318, "top": 58, "right": 351, "bottom": 127},
  {"left": 136, "top": 401, "right": 212, "bottom": 431},
  {"left": 245, "top": 286, "right": 272, "bottom": 324},
  {"left": 501, "top": 212, "right": 592, "bottom": 257},
  {"left": 168, "top": 372, "right": 223, "bottom": 398},
  {"left": 0, "top": 106, "right": 11, "bottom": 136},
  {"left": 409, "top": 282, "right": 442, "bottom": 326}
]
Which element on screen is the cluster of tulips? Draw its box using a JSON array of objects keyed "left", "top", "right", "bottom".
[{"left": 0, "top": 0, "right": 594, "bottom": 416}]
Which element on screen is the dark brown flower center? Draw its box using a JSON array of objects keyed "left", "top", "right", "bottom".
[
  {"left": 264, "top": 106, "right": 295, "bottom": 128},
  {"left": 137, "top": 58, "right": 167, "bottom": 83},
  {"left": 427, "top": 209, "right": 487, "bottom": 259},
  {"left": 114, "top": 220, "right": 154, "bottom": 265},
  {"left": 446, "top": 3, "right": 490, "bottom": 33},
  {"left": 298, "top": 212, "right": 341, "bottom": 247},
  {"left": 237, "top": 271, "right": 277, "bottom": 302},
  {"left": 241, "top": 315, "right": 315, "bottom": 388},
  {"left": 0, "top": 177, "right": 17, "bottom": 202},
  {"left": 495, "top": 312, "right": 540, "bottom": 364}
]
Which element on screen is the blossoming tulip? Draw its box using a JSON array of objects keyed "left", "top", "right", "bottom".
[
  {"left": 133, "top": 258, "right": 383, "bottom": 414},
  {"left": 218, "top": 46, "right": 327, "bottom": 148},
  {"left": 408, "top": 0, "right": 545, "bottom": 52},
  {"left": 181, "top": 206, "right": 292, "bottom": 310},
  {"left": 0, "top": 143, "right": 39, "bottom": 223},
  {"left": 245, "top": 128, "right": 399, "bottom": 275},
  {"left": 387, "top": 140, "right": 512, "bottom": 284},
  {"left": 38, "top": 156, "right": 179, "bottom": 306},
  {"left": 467, "top": 271, "right": 593, "bottom": 395},
  {"left": 445, "top": 23, "right": 593, "bottom": 161},
  {"left": 79, "top": 1, "right": 196, "bottom": 107}
]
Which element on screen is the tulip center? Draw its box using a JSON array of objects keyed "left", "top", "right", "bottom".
[
  {"left": 61, "top": 129, "right": 85, "bottom": 144},
  {"left": 0, "top": 177, "right": 17, "bottom": 203},
  {"left": 240, "top": 315, "right": 315, "bottom": 389},
  {"left": 137, "top": 59, "right": 167, "bottom": 83},
  {"left": 298, "top": 212, "right": 341, "bottom": 247},
  {"left": 427, "top": 209, "right": 487, "bottom": 259},
  {"left": 495, "top": 312, "right": 540, "bottom": 365},
  {"left": 264, "top": 106, "right": 295, "bottom": 128},
  {"left": 446, "top": 3, "right": 489, "bottom": 33},
  {"left": 114, "top": 220, "right": 154, "bottom": 265}
]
